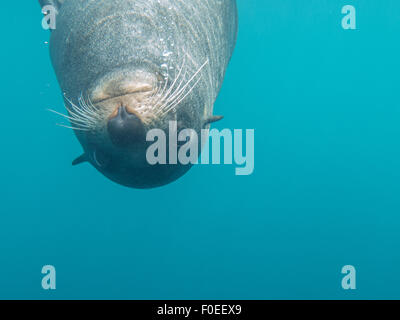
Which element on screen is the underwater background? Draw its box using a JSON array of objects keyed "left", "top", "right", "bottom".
[{"left": 0, "top": 0, "right": 399, "bottom": 299}]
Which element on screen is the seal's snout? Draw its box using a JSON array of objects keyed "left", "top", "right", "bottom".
[{"left": 107, "top": 106, "right": 146, "bottom": 147}]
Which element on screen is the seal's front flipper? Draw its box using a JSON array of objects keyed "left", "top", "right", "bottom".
[
  {"left": 72, "top": 154, "right": 87, "bottom": 166},
  {"left": 39, "top": 0, "right": 64, "bottom": 10},
  {"left": 204, "top": 115, "right": 224, "bottom": 126}
]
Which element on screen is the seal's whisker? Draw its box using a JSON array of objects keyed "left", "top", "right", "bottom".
[
  {"left": 65, "top": 93, "right": 91, "bottom": 118},
  {"left": 78, "top": 94, "right": 99, "bottom": 119},
  {"left": 158, "top": 75, "right": 188, "bottom": 112},
  {"left": 81, "top": 93, "right": 94, "bottom": 112},
  {"left": 85, "top": 94, "right": 97, "bottom": 111},
  {"left": 154, "top": 66, "right": 172, "bottom": 99},
  {"left": 71, "top": 103, "right": 94, "bottom": 122},
  {"left": 48, "top": 104, "right": 92, "bottom": 126},
  {"left": 48, "top": 108, "right": 74, "bottom": 120},
  {"left": 82, "top": 95, "right": 100, "bottom": 117},
  {"left": 159, "top": 75, "right": 170, "bottom": 101},
  {"left": 149, "top": 80, "right": 161, "bottom": 99},
  {"left": 160, "top": 59, "right": 208, "bottom": 115},
  {"left": 56, "top": 123, "right": 89, "bottom": 131},
  {"left": 156, "top": 56, "right": 187, "bottom": 104},
  {"left": 161, "top": 76, "right": 202, "bottom": 116},
  {"left": 66, "top": 104, "right": 97, "bottom": 126},
  {"left": 149, "top": 83, "right": 160, "bottom": 101},
  {"left": 64, "top": 96, "right": 90, "bottom": 119},
  {"left": 155, "top": 65, "right": 189, "bottom": 115},
  {"left": 163, "top": 66, "right": 189, "bottom": 104},
  {"left": 78, "top": 96, "right": 92, "bottom": 114},
  {"left": 165, "top": 77, "right": 202, "bottom": 113},
  {"left": 86, "top": 95, "right": 109, "bottom": 119},
  {"left": 48, "top": 108, "right": 92, "bottom": 127},
  {"left": 158, "top": 57, "right": 186, "bottom": 106},
  {"left": 155, "top": 76, "right": 184, "bottom": 115},
  {"left": 65, "top": 97, "right": 97, "bottom": 125},
  {"left": 151, "top": 82, "right": 162, "bottom": 103},
  {"left": 152, "top": 58, "right": 187, "bottom": 116},
  {"left": 65, "top": 106, "right": 94, "bottom": 123},
  {"left": 60, "top": 92, "right": 108, "bottom": 131},
  {"left": 164, "top": 59, "right": 208, "bottom": 107}
]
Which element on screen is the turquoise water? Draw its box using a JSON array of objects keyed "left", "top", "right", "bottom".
[{"left": 1, "top": 0, "right": 399, "bottom": 299}]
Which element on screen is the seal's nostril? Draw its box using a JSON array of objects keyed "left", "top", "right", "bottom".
[{"left": 107, "top": 106, "right": 146, "bottom": 147}]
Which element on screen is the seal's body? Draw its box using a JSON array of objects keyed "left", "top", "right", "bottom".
[{"left": 40, "top": 0, "right": 238, "bottom": 188}]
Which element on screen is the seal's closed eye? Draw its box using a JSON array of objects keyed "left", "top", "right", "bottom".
[{"left": 107, "top": 106, "right": 146, "bottom": 148}]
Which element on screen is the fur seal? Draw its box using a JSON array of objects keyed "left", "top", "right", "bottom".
[{"left": 40, "top": 0, "right": 238, "bottom": 188}]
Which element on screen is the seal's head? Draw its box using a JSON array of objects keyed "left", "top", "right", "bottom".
[
  {"left": 63, "top": 62, "right": 209, "bottom": 189},
  {"left": 44, "top": 0, "right": 231, "bottom": 189}
]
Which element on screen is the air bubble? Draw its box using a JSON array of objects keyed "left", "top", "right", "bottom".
[{"left": 163, "top": 50, "right": 173, "bottom": 57}]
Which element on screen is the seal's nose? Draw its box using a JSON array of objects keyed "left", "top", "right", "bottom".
[{"left": 107, "top": 106, "right": 146, "bottom": 147}]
